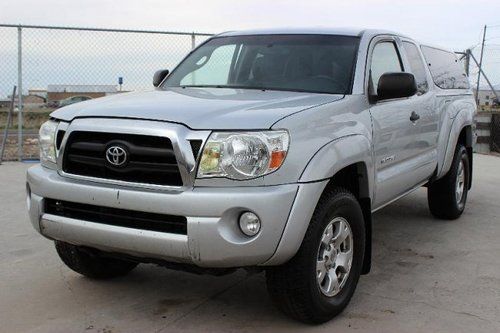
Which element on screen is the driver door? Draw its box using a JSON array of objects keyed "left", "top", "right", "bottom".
[{"left": 369, "top": 37, "right": 427, "bottom": 208}]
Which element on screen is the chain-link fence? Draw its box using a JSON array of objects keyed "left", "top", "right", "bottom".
[
  {"left": 2, "top": 24, "right": 499, "bottom": 161},
  {"left": 464, "top": 25, "right": 500, "bottom": 111},
  {"left": 0, "top": 24, "right": 212, "bottom": 161},
  {"left": 455, "top": 25, "right": 500, "bottom": 154}
]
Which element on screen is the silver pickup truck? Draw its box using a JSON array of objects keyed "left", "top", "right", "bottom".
[{"left": 27, "top": 28, "right": 476, "bottom": 323}]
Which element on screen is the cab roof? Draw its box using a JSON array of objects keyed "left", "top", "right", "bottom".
[{"left": 216, "top": 27, "right": 403, "bottom": 39}]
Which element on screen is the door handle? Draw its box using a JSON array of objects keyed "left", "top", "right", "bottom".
[{"left": 410, "top": 111, "right": 420, "bottom": 122}]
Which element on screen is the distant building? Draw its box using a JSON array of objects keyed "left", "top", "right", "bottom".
[
  {"left": 0, "top": 98, "right": 11, "bottom": 109},
  {"left": 47, "top": 84, "right": 117, "bottom": 103},
  {"left": 23, "top": 94, "right": 46, "bottom": 109},
  {"left": 28, "top": 88, "right": 48, "bottom": 99},
  {"left": 1, "top": 94, "right": 46, "bottom": 110},
  {"left": 475, "top": 85, "right": 500, "bottom": 107}
]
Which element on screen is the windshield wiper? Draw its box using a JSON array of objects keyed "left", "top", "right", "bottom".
[
  {"left": 180, "top": 85, "right": 225, "bottom": 89},
  {"left": 179, "top": 84, "right": 268, "bottom": 91}
]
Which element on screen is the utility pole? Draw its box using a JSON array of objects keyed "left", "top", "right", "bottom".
[{"left": 475, "top": 25, "right": 487, "bottom": 105}]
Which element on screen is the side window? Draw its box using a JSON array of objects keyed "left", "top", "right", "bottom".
[
  {"left": 402, "top": 42, "right": 429, "bottom": 95},
  {"left": 421, "top": 46, "right": 470, "bottom": 89},
  {"left": 370, "top": 41, "right": 403, "bottom": 91}
]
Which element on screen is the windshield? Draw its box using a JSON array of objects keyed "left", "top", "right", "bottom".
[{"left": 163, "top": 34, "right": 360, "bottom": 94}]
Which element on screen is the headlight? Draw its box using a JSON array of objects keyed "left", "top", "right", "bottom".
[
  {"left": 198, "top": 130, "right": 289, "bottom": 179},
  {"left": 39, "top": 120, "right": 58, "bottom": 165}
]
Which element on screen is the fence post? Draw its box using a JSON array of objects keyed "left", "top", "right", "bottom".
[
  {"left": 0, "top": 86, "right": 17, "bottom": 164},
  {"left": 17, "top": 26, "right": 23, "bottom": 161}
]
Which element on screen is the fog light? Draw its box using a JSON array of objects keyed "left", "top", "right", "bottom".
[{"left": 239, "top": 212, "right": 261, "bottom": 237}]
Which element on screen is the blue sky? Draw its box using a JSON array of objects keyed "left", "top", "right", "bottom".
[{"left": 1, "top": 0, "right": 499, "bottom": 97}]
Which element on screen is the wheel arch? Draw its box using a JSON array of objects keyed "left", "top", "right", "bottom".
[
  {"left": 438, "top": 122, "right": 473, "bottom": 189},
  {"left": 298, "top": 134, "right": 374, "bottom": 274},
  {"left": 265, "top": 135, "right": 374, "bottom": 272},
  {"left": 320, "top": 163, "right": 372, "bottom": 275},
  {"left": 437, "top": 100, "right": 474, "bottom": 182},
  {"left": 298, "top": 134, "right": 374, "bottom": 198},
  {"left": 458, "top": 125, "right": 473, "bottom": 190}
]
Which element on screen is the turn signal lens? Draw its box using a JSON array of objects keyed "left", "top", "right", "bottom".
[{"left": 269, "top": 150, "right": 286, "bottom": 170}]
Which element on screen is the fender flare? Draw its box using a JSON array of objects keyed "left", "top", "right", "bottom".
[
  {"left": 437, "top": 111, "right": 473, "bottom": 179},
  {"left": 299, "top": 134, "right": 374, "bottom": 198},
  {"left": 264, "top": 134, "right": 374, "bottom": 266}
]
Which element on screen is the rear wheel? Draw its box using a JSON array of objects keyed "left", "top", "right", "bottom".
[
  {"left": 266, "top": 187, "right": 365, "bottom": 324},
  {"left": 55, "top": 241, "right": 138, "bottom": 279},
  {"left": 428, "top": 144, "right": 470, "bottom": 220}
]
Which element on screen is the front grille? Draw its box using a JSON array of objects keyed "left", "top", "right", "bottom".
[
  {"left": 45, "top": 199, "right": 187, "bottom": 235},
  {"left": 62, "top": 131, "right": 183, "bottom": 186},
  {"left": 189, "top": 139, "right": 203, "bottom": 160},
  {"left": 56, "top": 130, "right": 65, "bottom": 150}
]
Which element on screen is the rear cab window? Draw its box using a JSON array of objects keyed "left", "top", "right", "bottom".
[{"left": 420, "top": 46, "right": 469, "bottom": 90}]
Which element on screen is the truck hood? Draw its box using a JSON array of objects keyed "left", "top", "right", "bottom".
[{"left": 51, "top": 87, "right": 343, "bottom": 129}]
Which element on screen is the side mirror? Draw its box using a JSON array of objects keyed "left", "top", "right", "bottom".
[
  {"left": 377, "top": 72, "right": 417, "bottom": 101},
  {"left": 153, "top": 69, "right": 170, "bottom": 87}
]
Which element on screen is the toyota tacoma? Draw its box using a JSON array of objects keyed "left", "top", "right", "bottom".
[{"left": 27, "top": 28, "right": 476, "bottom": 323}]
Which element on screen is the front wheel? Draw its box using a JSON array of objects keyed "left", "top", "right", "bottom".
[
  {"left": 55, "top": 241, "right": 138, "bottom": 279},
  {"left": 266, "top": 187, "right": 365, "bottom": 324},
  {"left": 428, "top": 144, "right": 470, "bottom": 220}
]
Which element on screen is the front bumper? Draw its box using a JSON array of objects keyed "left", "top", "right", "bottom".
[{"left": 27, "top": 165, "right": 326, "bottom": 267}]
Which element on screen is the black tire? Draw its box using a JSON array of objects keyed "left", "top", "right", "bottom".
[
  {"left": 266, "top": 187, "right": 365, "bottom": 324},
  {"left": 428, "top": 144, "right": 470, "bottom": 220},
  {"left": 55, "top": 241, "right": 138, "bottom": 279}
]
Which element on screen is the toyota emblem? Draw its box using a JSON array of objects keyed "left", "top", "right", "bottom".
[{"left": 106, "top": 146, "right": 128, "bottom": 167}]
